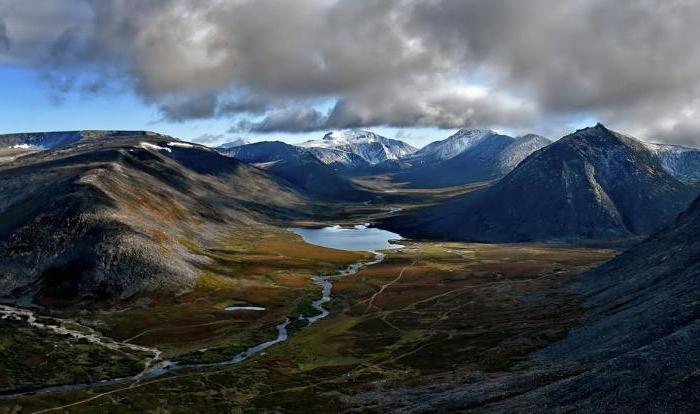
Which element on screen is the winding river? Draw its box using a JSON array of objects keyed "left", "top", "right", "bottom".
[{"left": 0, "top": 225, "right": 403, "bottom": 399}]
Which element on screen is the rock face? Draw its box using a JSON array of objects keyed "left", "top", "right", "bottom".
[
  {"left": 494, "top": 133, "right": 551, "bottom": 175},
  {"left": 383, "top": 124, "right": 699, "bottom": 242},
  {"left": 392, "top": 129, "right": 550, "bottom": 188},
  {"left": 645, "top": 142, "right": 700, "bottom": 183},
  {"left": 0, "top": 133, "right": 309, "bottom": 305},
  {"left": 217, "top": 141, "right": 371, "bottom": 201},
  {"left": 298, "top": 130, "right": 417, "bottom": 167}
]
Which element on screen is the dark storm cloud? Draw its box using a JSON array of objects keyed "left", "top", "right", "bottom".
[{"left": 2, "top": 0, "right": 700, "bottom": 143}]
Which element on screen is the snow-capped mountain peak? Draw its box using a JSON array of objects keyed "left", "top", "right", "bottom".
[
  {"left": 408, "top": 128, "right": 501, "bottom": 162},
  {"left": 297, "top": 130, "right": 416, "bottom": 165},
  {"left": 218, "top": 138, "right": 250, "bottom": 149},
  {"left": 302, "top": 130, "right": 386, "bottom": 147}
]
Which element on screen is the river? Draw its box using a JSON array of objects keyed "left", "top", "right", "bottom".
[{"left": 0, "top": 225, "right": 403, "bottom": 399}]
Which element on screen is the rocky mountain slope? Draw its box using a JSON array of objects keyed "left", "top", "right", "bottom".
[
  {"left": 0, "top": 133, "right": 310, "bottom": 306},
  {"left": 645, "top": 142, "right": 700, "bottom": 183},
  {"left": 404, "top": 128, "right": 503, "bottom": 164},
  {"left": 216, "top": 141, "right": 371, "bottom": 201},
  {"left": 495, "top": 133, "right": 552, "bottom": 175},
  {"left": 382, "top": 124, "right": 699, "bottom": 242},
  {"left": 462, "top": 192, "right": 700, "bottom": 411},
  {"left": 505, "top": 193, "right": 700, "bottom": 411},
  {"left": 392, "top": 129, "right": 550, "bottom": 188}
]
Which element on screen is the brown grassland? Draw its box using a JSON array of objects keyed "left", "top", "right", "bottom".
[{"left": 1, "top": 237, "right": 616, "bottom": 413}]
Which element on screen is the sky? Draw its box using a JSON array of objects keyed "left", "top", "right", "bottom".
[{"left": 1, "top": 0, "right": 700, "bottom": 148}]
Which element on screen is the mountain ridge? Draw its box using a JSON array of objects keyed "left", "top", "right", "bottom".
[
  {"left": 391, "top": 129, "right": 551, "bottom": 188},
  {"left": 381, "top": 124, "right": 699, "bottom": 242},
  {"left": 298, "top": 130, "right": 417, "bottom": 166},
  {"left": 0, "top": 133, "right": 311, "bottom": 305}
]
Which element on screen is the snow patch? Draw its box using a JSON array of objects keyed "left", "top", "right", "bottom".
[
  {"left": 10, "top": 144, "right": 35, "bottom": 149},
  {"left": 139, "top": 142, "right": 172, "bottom": 152},
  {"left": 167, "top": 141, "right": 194, "bottom": 148},
  {"left": 224, "top": 306, "right": 266, "bottom": 312}
]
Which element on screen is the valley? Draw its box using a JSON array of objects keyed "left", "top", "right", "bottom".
[
  {"left": 0, "top": 127, "right": 698, "bottom": 412},
  {"left": 0, "top": 230, "right": 616, "bottom": 413}
]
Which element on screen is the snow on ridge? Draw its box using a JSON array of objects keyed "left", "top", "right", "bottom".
[
  {"left": 167, "top": 141, "right": 194, "bottom": 148},
  {"left": 139, "top": 142, "right": 172, "bottom": 152}
]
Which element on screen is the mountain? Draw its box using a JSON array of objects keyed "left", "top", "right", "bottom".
[
  {"left": 302, "top": 146, "right": 371, "bottom": 171},
  {"left": 373, "top": 192, "right": 700, "bottom": 413},
  {"left": 404, "top": 128, "right": 501, "bottom": 164},
  {"left": 645, "top": 142, "right": 700, "bottom": 183},
  {"left": 489, "top": 194, "right": 700, "bottom": 411},
  {"left": 217, "top": 141, "right": 371, "bottom": 201},
  {"left": 391, "top": 129, "right": 550, "bottom": 188},
  {"left": 495, "top": 133, "right": 552, "bottom": 175},
  {"left": 297, "top": 130, "right": 417, "bottom": 167},
  {"left": 217, "top": 138, "right": 250, "bottom": 149},
  {"left": 0, "top": 132, "right": 309, "bottom": 305},
  {"left": 0, "top": 130, "right": 162, "bottom": 149},
  {"left": 383, "top": 124, "right": 699, "bottom": 242}
]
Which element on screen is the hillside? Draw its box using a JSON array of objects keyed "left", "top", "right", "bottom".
[{"left": 0, "top": 133, "right": 309, "bottom": 305}]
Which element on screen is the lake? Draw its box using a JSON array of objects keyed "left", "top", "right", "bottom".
[{"left": 288, "top": 224, "right": 403, "bottom": 251}]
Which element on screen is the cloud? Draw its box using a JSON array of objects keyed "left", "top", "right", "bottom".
[
  {"left": 3, "top": 1, "right": 700, "bottom": 143},
  {"left": 240, "top": 107, "right": 327, "bottom": 133},
  {"left": 0, "top": 18, "right": 9, "bottom": 50},
  {"left": 243, "top": 83, "right": 535, "bottom": 133},
  {"left": 157, "top": 92, "right": 272, "bottom": 122}
]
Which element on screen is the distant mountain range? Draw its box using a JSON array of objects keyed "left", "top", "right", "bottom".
[
  {"left": 4, "top": 125, "right": 700, "bottom": 249},
  {"left": 218, "top": 128, "right": 550, "bottom": 187},
  {"left": 382, "top": 124, "right": 700, "bottom": 243},
  {"left": 214, "top": 127, "right": 700, "bottom": 191},
  {"left": 392, "top": 129, "right": 551, "bottom": 187},
  {"left": 216, "top": 141, "right": 370, "bottom": 201}
]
